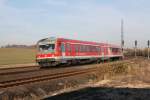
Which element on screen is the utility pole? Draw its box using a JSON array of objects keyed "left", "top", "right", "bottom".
[
  {"left": 121, "top": 19, "right": 124, "bottom": 54},
  {"left": 148, "top": 40, "right": 150, "bottom": 59},
  {"left": 135, "top": 40, "right": 137, "bottom": 58}
]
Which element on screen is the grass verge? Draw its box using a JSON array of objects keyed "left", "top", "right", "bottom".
[{"left": 0, "top": 48, "right": 36, "bottom": 65}]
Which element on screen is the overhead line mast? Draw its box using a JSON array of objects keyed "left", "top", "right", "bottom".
[{"left": 121, "top": 19, "right": 124, "bottom": 52}]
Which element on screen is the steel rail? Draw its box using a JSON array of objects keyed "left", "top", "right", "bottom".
[
  {"left": 0, "top": 59, "right": 128, "bottom": 76},
  {"left": 0, "top": 66, "right": 39, "bottom": 75},
  {"left": 0, "top": 69, "right": 39, "bottom": 76},
  {"left": 0, "top": 65, "right": 38, "bottom": 70},
  {"left": 0, "top": 63, "right": 102, "bottom": 76},
  {"left": 0, "top": 67, "right": 98, "bottom": 89}
]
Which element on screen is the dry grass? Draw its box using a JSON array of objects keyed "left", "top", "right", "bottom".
[
  {"left": 94, "top": 58, "right": 150, "bottom": 83},
  {"left": 0, "top": 48, "right": 36, "bottom": 65}
]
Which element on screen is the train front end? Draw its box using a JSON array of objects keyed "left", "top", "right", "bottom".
[{"left": 36, "top": 37, "right": 59, "bottom": 67}]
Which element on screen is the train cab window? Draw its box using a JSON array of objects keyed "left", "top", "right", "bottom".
[
  {"left": 39, "top": 44, "right": 55, "bottom": 52},
  {"left": 61, "top": 43, "right": 65, "bottom": 52}
]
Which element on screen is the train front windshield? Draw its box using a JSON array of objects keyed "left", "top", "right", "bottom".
[{"left": 39, "top": 44, "right": 55, "bottom": 52}]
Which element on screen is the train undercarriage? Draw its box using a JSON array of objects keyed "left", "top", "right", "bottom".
[{"left": 37, "top": 56, "right": 122, "bottom": 68}]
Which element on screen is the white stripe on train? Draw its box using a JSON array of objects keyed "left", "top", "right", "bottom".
[{"left": 37, "top": 55, "right": 123, "bottom": 60}]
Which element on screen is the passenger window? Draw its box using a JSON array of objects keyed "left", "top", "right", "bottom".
[
  {"left": 66, "top": 43, "right": 71, "bottom": 52},
  {"left": 83, "top": 45, "right": 85, "bottom": 52},
  {"left": 81, "top": 45, "right": 84, "bottom": 52},
  {"left": 101, "top": 47, "right": 104, "bottom": 52},
  {"left": 79, "top": 45, "right": 82, "bottom": 52},
  {"left": 87, "top": 46, "right": 90, "bottom": 52},
  {"left": 75, "top": 44, "right": 78, "bottom": 52},
  {"left": 96, "top": 47, "right": 100, "bottom": 52},
  {"left": 61, "top": 43, "right": 65, "bottom": 52},
  {"left": 85, "top": 46, "right": 88, "bottom": 52}
]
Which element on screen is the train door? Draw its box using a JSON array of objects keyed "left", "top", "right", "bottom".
[
  {"left": 108, "top": 47, "right": 112, "bottom": 56},
  {"left": 104, "top": 47, "right": 108, "bottom": 57},
  {"left": 69, "top": 44, "right": 72, "bottom": 57},
  {"left": 72, "top": 44, "right": 76, "bottom": 57},
  {"left": 98, "top": 47, "right": 100, "bottom": 56},
  {"left": 66, "top": 43, "right": 71, "bottom": 57},
  {"left": 74, "top": 44, "right": 79, "bottom": 56},
  {"left": 101, "top": 47, "right": 105, "bottom": 59},
  {"left": 61, "top": 43, "right": 65, "bottom": 58}
]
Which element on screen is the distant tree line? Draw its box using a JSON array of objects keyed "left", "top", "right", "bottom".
[
  {"left": 0, "top": 44, "right": 36, "bottom": 48},
  {"left": 124, "top": 48, "right": 150, "bottom": 57}
]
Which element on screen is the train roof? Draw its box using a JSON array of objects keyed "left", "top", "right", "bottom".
[
  {"left": 37, "top": 37, "right": 56, "bottom": 43},
  {"left": 37, "top": 37, "right": 120, "bottom": 48},
  {"left": 57, "top": 37, "right": 120, "bottom": 48}
]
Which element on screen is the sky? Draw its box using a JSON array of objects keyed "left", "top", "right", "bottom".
[{"left": 0, "top": 0, "right": 150, "bottom": 48}]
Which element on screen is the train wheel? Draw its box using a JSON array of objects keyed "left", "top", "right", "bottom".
[{"left": 96, "top": 59, "right": 101, "bottom": 64}]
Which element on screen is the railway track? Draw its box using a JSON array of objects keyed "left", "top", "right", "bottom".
[
  {"left": 0, "top": 65, "right": 37, "bottom": 70},
  {"left": 0, "top": 63, "right": 99, "bottom": 76},
  {"left": 0, "top": 59, "right": 132, "bottom": 89},
  {"left": 0, "top": 58, "right": 130, "bottom": 76},
  {"left": 0, "top": 67, "right": 97, "bottom": 89},
  {"left": 0, "top": 66, "right": 39, "bottom": 75}
]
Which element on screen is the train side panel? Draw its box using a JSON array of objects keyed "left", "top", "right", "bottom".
[{"left": 36, "top": 37, "right": 123, "bottom": 67}]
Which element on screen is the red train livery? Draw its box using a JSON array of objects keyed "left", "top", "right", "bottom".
[{"left": 36, "top": 37, "right": 123, "bottom": 67}]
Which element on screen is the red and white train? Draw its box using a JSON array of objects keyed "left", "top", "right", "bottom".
[{"left": 36, "top": 37, "right": 123, "bottom": 67}]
